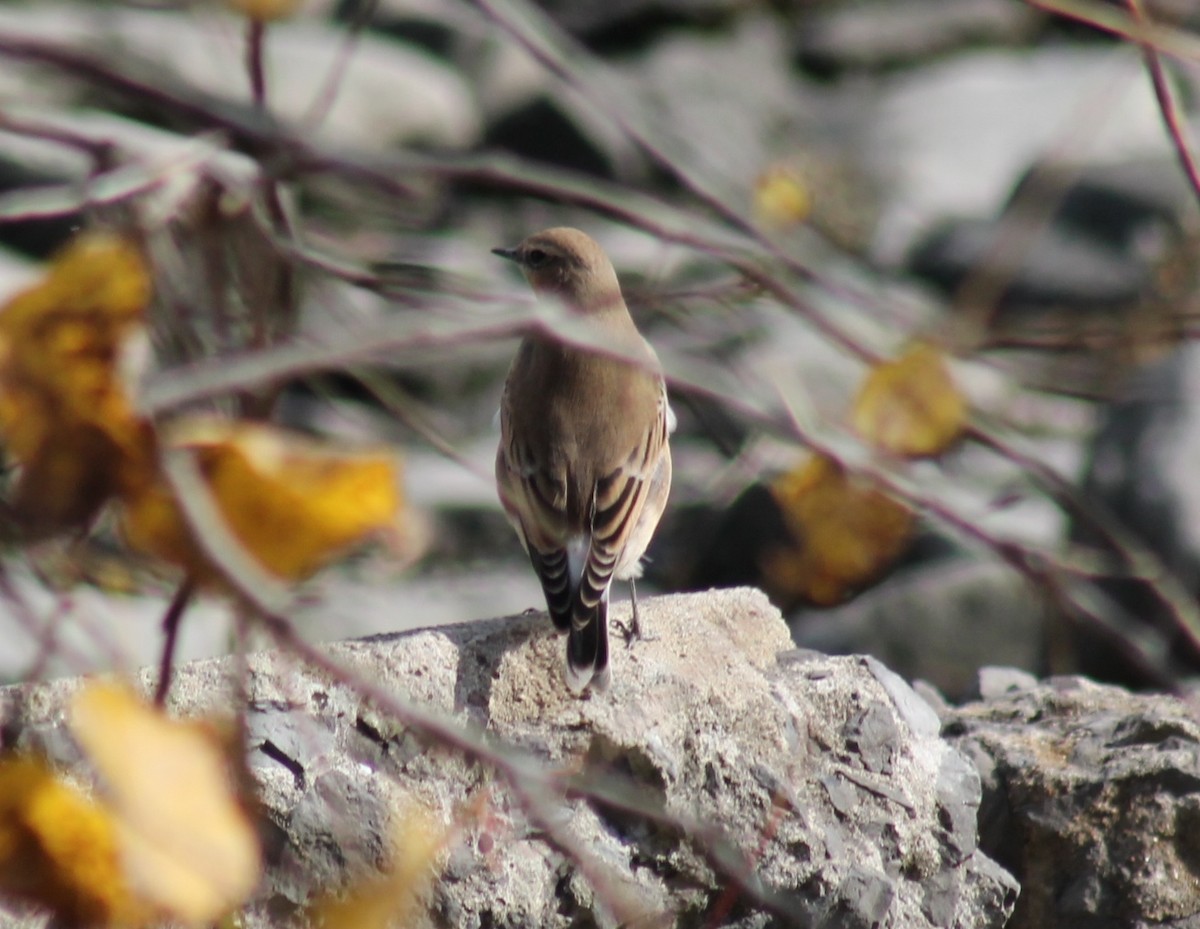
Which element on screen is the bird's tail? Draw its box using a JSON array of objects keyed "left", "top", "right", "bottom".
[{"left": 564, "top": 593, "right": 610, "bottom": 693}]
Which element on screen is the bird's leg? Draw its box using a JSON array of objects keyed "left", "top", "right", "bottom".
[{"left": 614, "top": 578, "right": 652, "bottom": 646}]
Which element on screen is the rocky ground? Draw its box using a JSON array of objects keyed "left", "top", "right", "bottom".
[
  {"left": 2, "top": 589, "right": 1018, "bottom": 928},
  {"left": 6, "top": 589, "right": 1200, "bottom": 927},
  {"left": 1, "top": 0, "right": 1198, "bottom": 693}
]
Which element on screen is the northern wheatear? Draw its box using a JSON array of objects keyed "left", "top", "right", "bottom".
[{"left": 494, "top": 227, "right": 673, "bottom": 693}]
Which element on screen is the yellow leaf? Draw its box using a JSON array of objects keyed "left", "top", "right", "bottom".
[
  {"left": 765, "top": 455, "right": 913, "bottom": 606},
  {"left": 0, "top": 756, "right": 146, "bottom": 928},
  {"left": 311, "top": 806, "right": 447, "bottom": 929},
  {"left": 69, "top": 683, "right": 261, "bottom": 927},
  {"left": 753, "top": 164, "right": 811, "bottom": 229},
  {"left": 851, "top": 343, "right": 967, "bottom": 458},
  {"left": 0, "top": 232, "right": 154, "bottom": 535},
  {"left": 119, "top": 417, "right": 403, "bottom": 583},
  {"left": 225, "top": 0, "right": 305, "bottom": 20}
]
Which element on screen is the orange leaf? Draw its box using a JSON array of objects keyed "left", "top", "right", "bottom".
[
  {"left": 851, "top": 343, "right": 966, "bottom": 458},
  {"left": 0, "top": 232, "right": 153, "bottom": 535},
  {"left": 119, "top": 417, "right": 403, "bottom": 583},
  {"left": 765, "top": 455, "right": 913, "bottom": 606},
  {"left": 0, "top": 756, "right": 146, "bottom": 928},
  {"left": 70, "top": 683, "right": 261, "bottom": 927}
]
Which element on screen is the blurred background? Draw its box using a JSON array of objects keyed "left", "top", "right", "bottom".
[{"left": 1, "top": 0, "right": 1200, "bottom": 699}]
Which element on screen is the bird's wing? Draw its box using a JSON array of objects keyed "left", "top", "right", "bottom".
[
  {"left": 574, "top": 385, "right": 672, "bottom": 626},
  {"left": 496, "top": 400, "right": 576, "bottom": 629}
]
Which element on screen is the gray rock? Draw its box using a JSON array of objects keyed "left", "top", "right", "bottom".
[
  {"left": 794, "top": 0, "right": 1043, "bottom": 74},
  {"left": 1071, "top": 339, "right": 1200, "bottom": 686},
  {"left": 0, "top": 4, "right": 479, "bottom": 151},
  {"left": 945, "top": 677, "right": 1200, "bottom": 928},
  {"left": 909, "top": 215, "right": 1153, "bottom": 309},
  {"left": 794, "top": 556, "right": 1049, "bottom": 700},
  {"left": 0, "top": 588, "right": 1016, "bottom": 928},
  {"left": 974, "top": 666, "right": 1038, "bottom": 700},
  {"left": 869, "top": 46, "right": 1178, "bottom": 265}
]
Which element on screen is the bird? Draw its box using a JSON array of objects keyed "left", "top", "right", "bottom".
[{"left": 493, "top": 227, "right": 673, "bottom": 693}]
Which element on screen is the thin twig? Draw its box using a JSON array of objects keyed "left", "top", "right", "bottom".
[
  {"left": 0, "top": 110, "right": 116, "bottom": 165},
  {"left": 246, "top": 18, "right": 268, "bottom": 109},
  {"left": 153, "top": 575, "right": 197, "bottom": 707},
  {"left": 302, "top": 0, "right": 379, "bottom": 130},
  {"left": 1026, "top": 0, "right": 1200, "bottom": 60},
  {"left": 1125, "top": 0, "right": 1200, "bottom": 208}
]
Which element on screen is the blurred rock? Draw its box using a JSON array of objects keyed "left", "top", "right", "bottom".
[
  {"left": 944, "top": 676, "right": 1200, "bottom": 929},
  {"left": 909, "top": 158, "right": 1199, "bottom": 312},
  {"left": 663, "top": 483, "right": 791, "bottom": 595},
  {"left": 1071, "top": 340, "right": 1200, "bottom": 687},
  {"left": 522, "top": 0, "right": 737, "bottom": 48},
  {"left": 330, "top": 0, "right": 481, "bottom": 57},
  {"left": 794, "top": 0, "right": 1044, "bottom": 76},
  {"left": 0, "top": 155, "right": 81, "bottom": 259},
  {"left": 483, "top": 93, "right": 633, "bottom": 179},
  {"left": 480, "top": 12, "right": 834, "bottom": 191},
  {"left": 1013, "top": 158, "right": 1198, "bottom": 251},
  {"left": 971, "top": 665, "right": 1038, "bottom": 701},
  {"left": 0, "top": 563, "right": 236, "bottom": 687},
  {"left": 910, "top": 216, "right": 1152, "bottom": 311},
  {"left": 619, "top": 16, "right": 824, "bottom": 207},
  {"left": 0, "top": 588, "right": 1018, "bottom": 928},
  {"left": 792, "top": 557, "right": 1049, "bottom": 701},
  {"left": 0, "top": 241, "right": 38, "bottom": 300},
  {"left": 0, "top": 4, "right": 480, "bottom": 151},
  {"left": 869, "top": 47, "right": 1178, "bottom": 265},
  {"left": 908, "top": 155, "right": 1200, "bottom": 402}
]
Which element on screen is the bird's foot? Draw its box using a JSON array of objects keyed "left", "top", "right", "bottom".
[{"left": 613, "top": 603, "right": 656, "bottom": 648}]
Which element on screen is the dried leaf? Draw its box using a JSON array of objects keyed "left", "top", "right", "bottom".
[
  {"left": 224, "top": 0, "right": 305, "bottom": 21},
  {"left": 753, "top": 164, "right": 810, "bottom": 229},
  {"left": 851, "top": 343, "right": 966, "bottom": 458},
  {"left": 119, "top": 417, "right": 403, "bottom": 583},
  {"left": 70, "top": 683, "right": 261, "bottom": 927},
  {"left": 0, "top": 756, "right": 146, "bottom": 927},
  {"left": 765, "top": 455, "right": 913, "bottom": 606},
  {"left": 311, "top": 806, "right": 447, "bottom": 929},
  {"left": 0, "top": 232, "right": 153, "bottom": 535}
]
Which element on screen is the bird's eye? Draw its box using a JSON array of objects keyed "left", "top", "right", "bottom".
[{"left": 524, "top": 248, "right": 549, "bottom": 269}]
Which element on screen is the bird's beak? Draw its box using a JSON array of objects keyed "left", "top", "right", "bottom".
[{"left": 491, "top": 246, "right": 521, "bottom": 263}]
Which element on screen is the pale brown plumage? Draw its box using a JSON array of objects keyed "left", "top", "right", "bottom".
[{"left": 494, "top": 228, "right": 673, "bottom": 693}]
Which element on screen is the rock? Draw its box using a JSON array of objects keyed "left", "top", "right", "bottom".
[
  {"left": 1009, "top": 158, "right": 1198, "bottom": 252},
  {"left": 909, "top": 216, "right": 1152, "bottom": 311},
  {"left": 0, "top": 564, "right": 237, "bottom": 685},
  {"left": 973, "top": 666, "right": 1038, "bottom": 700},
  {"left": 0, "top": 588, "right": 1017, "bottom": 928},
  {"left": 868, "top": 46, "right": 1177, "bottom": 265},
  {"left": 520, "top": 0, "right": 738, "bottom": 47},
  {"left": 1070, "top": 340, "right": 1200, "bottom": 686},
  {"left": 619, "top": 16, "right": 825, "bottom": 206},
  {"left": 907, "top": 157, "right": 1200, "bottom": 345},
  {"left": 0, "top": 4, "right": 480, "bottom": 151},
  {"left": 944, "top": 676, "right": 1200, "bottom": 928},
  {"left": 0, "top": 155, "right": 81, "bottom": 259},
  {"left": 794, "top": 0, "right": 1044, "bottom": 76},
  {"left": 792, "top": 557, "right": 1049, "bottom": 700}
]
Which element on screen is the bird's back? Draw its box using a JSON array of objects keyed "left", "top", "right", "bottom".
[{"left": 499, "top": 332, "right": 664, "bottom": 531}]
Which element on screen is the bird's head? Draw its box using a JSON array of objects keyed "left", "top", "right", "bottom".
[{"left": 493, "top": 227, "right": 623, "bottom": 312}]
